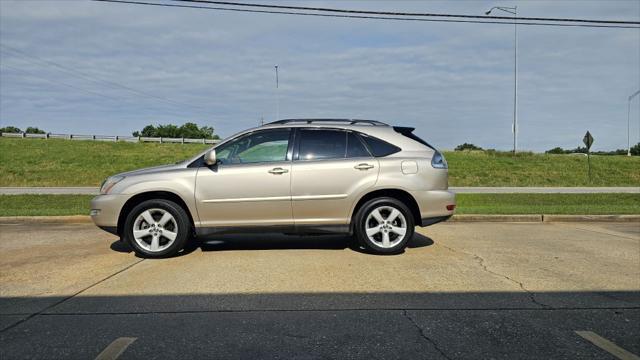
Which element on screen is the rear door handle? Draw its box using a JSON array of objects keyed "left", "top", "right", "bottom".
[
  {"left": 268, "top": 167, "right": 289, "bottom": 175},
  {"left": 354, "top": 163, "right": 374, "bottom": 170}
]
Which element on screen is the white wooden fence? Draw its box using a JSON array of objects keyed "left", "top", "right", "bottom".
[{"left": 0, "top": 132, "right": 220, "bottom": 144}]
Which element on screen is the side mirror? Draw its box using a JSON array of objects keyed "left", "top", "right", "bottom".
[{"left": 204, "top": 149, "right": 217, "bottom": 166}]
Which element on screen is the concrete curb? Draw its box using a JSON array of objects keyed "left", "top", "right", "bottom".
[
  {"left": 1, "top": 214, "right": 638, "bottom": 224},
  {"left": 541, "top": 214, "right": 640, "bottom": 222},
  {"left": 451, "top": 214, "right": 543, "bottom": 222},
  {"left": 451, "top": 214, "right": 640, "bottom": 222},
  {"left": 0, "top": 215, "right": 92, "bottom": 224}
]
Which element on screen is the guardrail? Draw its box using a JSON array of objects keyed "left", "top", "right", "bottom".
[{"left": 0, "top": 132, "right": 220, "bottom": 144}]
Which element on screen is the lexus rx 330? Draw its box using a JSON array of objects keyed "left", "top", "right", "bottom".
[{"left": 91, "top": 119, "right": 456, "bottom": 257}]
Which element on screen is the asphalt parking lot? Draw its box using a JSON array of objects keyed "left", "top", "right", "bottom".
[{"left": 1, "top": 221, "right": 638, "bottom": 359}]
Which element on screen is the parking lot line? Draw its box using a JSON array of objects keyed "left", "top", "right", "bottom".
[
  {"left": 94, "top": 337, "right": 137, "bottom": 360},
  {"left": 575, "top": 331, "right": 640, "bottom": 360}
]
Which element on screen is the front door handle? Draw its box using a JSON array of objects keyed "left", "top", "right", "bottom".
[
  {"left": 354, "top": 163, "right": 374, "bottom": 170},
  {"left": 268, "top": 167, "right": 289, "bottom": 175}
]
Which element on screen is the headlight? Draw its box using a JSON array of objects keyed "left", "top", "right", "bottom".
[
  {"left": 431, "top": 151, "right": 448, "bottom": 169},
  {"left": 100, "top": 176, "right": 125, "bottom": 194}
]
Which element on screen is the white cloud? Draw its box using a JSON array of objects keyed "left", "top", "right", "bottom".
[{"left": 0, "top": 0, "right": 638, "bottom": 151}]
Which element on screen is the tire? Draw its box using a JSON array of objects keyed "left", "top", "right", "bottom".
[
  {"left": 354, "top": 197, "right": 414, "bottom": 255},
  {"left": 123, "top": 199, "right": 191, "bottom": 258}
]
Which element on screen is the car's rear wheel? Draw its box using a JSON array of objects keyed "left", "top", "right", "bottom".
[
  {"left": 124, "top": 199, "right": 190, "bottom": 258},
  {"left": 354, "top": 197, "right": 414, "bottom": 255}
]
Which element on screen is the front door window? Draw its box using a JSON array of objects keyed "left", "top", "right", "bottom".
[{"left": 216, "top": 129, "right": 290, "bottom": 165}]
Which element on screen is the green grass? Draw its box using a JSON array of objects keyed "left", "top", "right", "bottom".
[
  {"left": 0, "top": 195, "right": 93, "bottom": 216},
  {"left": 1, "top": 194, "right": 637, "bottom": 217},
  {"left": 1, "top": 138, "right": 639, "bottom": 186},
  {"left": 445, "top": 150, "right": 640, "bottom": 187},
  {"left": 456, "top": 193, "right": 639, "bottom": 215},
  {"left": 0, "top": 138, "right": 209, "bottom": 186}
]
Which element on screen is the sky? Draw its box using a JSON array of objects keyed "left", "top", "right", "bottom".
[{"left": 0, "top": 0, "right": 639, "bottom": 151}]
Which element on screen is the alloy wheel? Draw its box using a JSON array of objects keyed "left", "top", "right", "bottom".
[
  {"left": 365, "top": 205, "right": 407, "bottom": 248},
  {"left": 132, "top": 208, "right": 179, "bottom": 252}
]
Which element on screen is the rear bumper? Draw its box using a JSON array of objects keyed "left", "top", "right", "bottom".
[
  {"left": 421, "top": 215, "right": 452, "bottom": 227},
  {"left": 409, "top": 189, "right": 456, "bottom": 225}
]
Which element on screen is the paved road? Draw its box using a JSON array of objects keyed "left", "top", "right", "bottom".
[
  {"left": 1, "top": 186, "right": 638, "bottom": 195},
  {"left": 1, "top": 222, "right": 638, "bottom": 359}
]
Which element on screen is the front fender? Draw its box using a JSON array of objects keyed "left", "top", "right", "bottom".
[{"left": 115, "top": 168, "right": 199, "bottom": 225}]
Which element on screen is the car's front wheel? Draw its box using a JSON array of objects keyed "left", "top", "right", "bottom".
[
  {"left": 354, "top": 197, "right": 414, "bottom": 255},
  {"left": 123, "top": 199, "right": 191, "bottom": 258}
]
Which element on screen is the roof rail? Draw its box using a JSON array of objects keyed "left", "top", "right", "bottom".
[{"left": 266, "top": 118, "right": 389, "bottom": 126}]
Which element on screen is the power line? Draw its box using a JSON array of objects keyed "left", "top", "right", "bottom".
[
  {"left": 0, "top": 62, "right": 208, "bottom": 118},
  {"left": 93, "top": 0, "right": 640, "bottom": 29},
  {"left": 0, "top": 44, "right": 210, "bottom": 111},
  {"left": 0, "top": 63, "right": 123, "bottom": 102},
  {"left": 177, "top": 0, "right": 640, "bottom": 25},
  {"left": 0, "top": 47, "right": 128, "bottom": 103}
]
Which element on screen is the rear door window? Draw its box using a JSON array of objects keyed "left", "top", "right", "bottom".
[
  {"left": 297, "top": 129, "right": 346, "bottom": 160},
  {"left": 346, "top": 132, "right": 371, "bottom": 158}
]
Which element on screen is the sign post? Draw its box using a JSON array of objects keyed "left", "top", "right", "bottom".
[{"left": 583, "top": 131, "right": 594, "bottom": 181}]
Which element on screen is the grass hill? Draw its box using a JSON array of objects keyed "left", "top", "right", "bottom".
[{"left": 1, "top": 138, "right": 639, "bottom": 187}]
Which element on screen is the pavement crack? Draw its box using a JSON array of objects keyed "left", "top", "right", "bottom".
[
  {"left": 553, "top": 223, "right": 639, "bottom": 241},
  {"left": 0, "top": 258, "right": 145, "bottom": 333},
  {"left": 402, "top": 310, "right": 452, "bottom": 360},
  {"left": 438, "top": 243, "right": 550, "bottom": 309},
  {"left": 282, "top": 333, "right": 310, "bottom": 340}
]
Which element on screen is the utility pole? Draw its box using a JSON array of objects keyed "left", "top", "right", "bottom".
[
  {"left": 275, "top": 65, "right": 279, "bottom": 120},
  {"left": 485, "top": 6, "right": 518, "bottom": 155},
  {"left": 628, "top": 89, "right": 640, "bottom": 156}
]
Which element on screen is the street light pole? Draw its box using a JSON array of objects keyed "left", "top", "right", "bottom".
[
  {"left": 485, "top": 6, "right": 518, "bottom": 154},
  {"left": 628, "top": 89, "right": 640, "bottom": 156},
  {"left": 513, "top": 7, "right": 518, "bottom": 155}
]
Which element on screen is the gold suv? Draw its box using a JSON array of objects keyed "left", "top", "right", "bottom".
[{"left": 91, "top": 119, "right": 456, "bottom": 257}]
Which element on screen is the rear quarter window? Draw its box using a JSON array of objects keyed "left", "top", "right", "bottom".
[{"left": 361, "top": 135, "right": 401, "bottom": 157}]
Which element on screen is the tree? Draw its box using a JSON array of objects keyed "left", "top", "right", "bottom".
[
  {"left": 178, "top": 122, "right": 204, "bottom": 138},
  {"left": 545, "top": 147, "right": 566, "bottom": 154},
  {"left": 546, "top": 146, "right": 636, "bottom": 155},
  {"left": 548, "top": 146, "right": 588, "bottom": 154},
  {"left": 133, "top": 125, "right": 157, "bottom": 137},
  {"left": 155, "top": 124, "right": 180, "bottom": 138},
  {"left": 0, "top": 126, "right": 22, "bottom": 133},
  {"left": 455, "top": 143, "right": 483, "bottom": 151},
  {"left": 25, "top": 127, "right": 46, "bottom": 134},
  {"left": 599, "top": 149, "right": 628, "bottom": 156},
  {"left": 132, "top": 122, "right": 219, "bottom": 139},
  {"left": 569, "top": 146, "right": 588, "bottom": 154}
]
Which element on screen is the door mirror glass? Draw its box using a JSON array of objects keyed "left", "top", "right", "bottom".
[{"left": 204, "top": 149, "right": 217, "bottom": 165}]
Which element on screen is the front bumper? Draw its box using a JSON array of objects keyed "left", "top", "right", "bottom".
[
  {"left": 409, "top": 189, "right": 456, "bottom": 227},
  {"left": 90, "top": 194, "right": 129, "bottom": 234}
]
